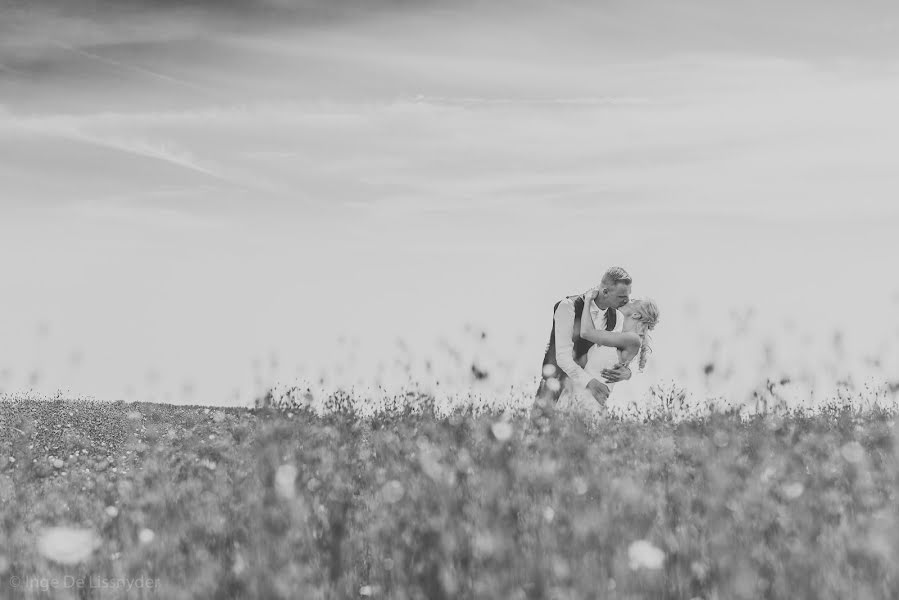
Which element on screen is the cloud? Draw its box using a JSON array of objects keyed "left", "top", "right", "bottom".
[
  {"left": 66, "top": 196, "right": 230, "bottom": 231},
  {"left": 0, "top": 62, "right": 26, "bottom": 76},
  {"left": 49, "top": 41, "right": 214, "bottom": 94},
  {"left": 4, "top": 42, "right": 899, "bottom": 219},
  {"left": 2, "top": 108, "right": 281, "bottom": 193}
]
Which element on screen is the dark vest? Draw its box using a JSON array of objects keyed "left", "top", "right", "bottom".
[{"left": 536, "top": 295, "right": 616, "bottom": 401}]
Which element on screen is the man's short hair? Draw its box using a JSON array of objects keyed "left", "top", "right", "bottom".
[{"left": 601, "top": 266, "right": 632, "bottom": 287}]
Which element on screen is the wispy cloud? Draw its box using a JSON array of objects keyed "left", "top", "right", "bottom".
[
  {"left": 49, "top": 41, "right": 216, "bottom": 95},
  {"left": 0, "top": 62, "right": 26, "bottom": 76},
  {"left": 3, "top": 108, "right": 281, "bottom": 194},
  {"left": 66, "top": 196, "right": 231, "bottom": 231}
]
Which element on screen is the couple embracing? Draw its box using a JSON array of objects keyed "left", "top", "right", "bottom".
[{"left": 536, "top": 267, "right": 660, "bottom": 418}]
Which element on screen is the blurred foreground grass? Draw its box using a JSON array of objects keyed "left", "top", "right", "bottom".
[{"left": 1, "top": 396, "right": 898, "bottom": 599}]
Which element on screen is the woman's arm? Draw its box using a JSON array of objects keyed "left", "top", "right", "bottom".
[
  {"left": 580, "top": 292, "right": 642, "bottom": 350},
  {"left": 616, "top": 343, "right": 641, "bottom": 368}
]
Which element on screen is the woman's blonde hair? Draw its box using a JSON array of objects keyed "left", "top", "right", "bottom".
[{"left": 633, "top": 298, "right": 660, "bottom": 372}]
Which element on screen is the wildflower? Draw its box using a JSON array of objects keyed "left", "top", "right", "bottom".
[
  {"left": 628, "top": 540, "right": 666, "bottom": 570},
  {"left": 473, "top": 532, "right": 501, "bottom": 557},
  {"left": 37, "top": 527, "right": 100, "bottom": 564},
  {"left": 232, "top": 553, "right": 246, "bottom": 576},
  {"left": 455, "top": 448, "right": 472, "bottom": 470},
  {"left": 490, "top": 421, "right": 514, "bottom": 442},
  {"left": 691, "top": 561, "right": 709, "bottom": 581},
  {"left": 572, "top": 476, "right": 588, "bottom": 495},
  {"left": 105, "top": 506, "right": 119, "bottom": 518},
  {"left": 381, "top": 480, "right": 405, "bottom": 504},
  {"left": 840, "top": 441, "right": 865, "bottom": 463},
  {"left": 138, "top": 528, "right": 155, "bottom": 544},
  {"left": 782, "top": 482, "right": 804, "bottom": 500},
  {"left": 657, "top": 436, "right": 676, "bottom": 459},
  {"left": 275, "top": 464, "right": 298, "bottom": 500},
  {"left": 712, "top": 431, "right": 729, "bottom": 448}
]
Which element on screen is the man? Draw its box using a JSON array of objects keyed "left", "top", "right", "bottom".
[{"left": 536, "top": 267, "right": 633, "bottom": 404}]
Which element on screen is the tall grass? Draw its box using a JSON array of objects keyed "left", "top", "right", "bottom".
[{"left": 2, "top": 391, "right": 898, "bottom": 599}]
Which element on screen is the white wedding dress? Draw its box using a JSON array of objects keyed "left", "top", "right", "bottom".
[{"left": 557, "top": 312, "right": 625, "bottom": 420}]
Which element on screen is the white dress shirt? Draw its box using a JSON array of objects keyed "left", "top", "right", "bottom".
[{"left": 553, "top": 296, "right": 623, "bottom": 390}]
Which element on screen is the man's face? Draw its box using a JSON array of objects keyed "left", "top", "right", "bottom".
[{"left": 604, "top": 282, "right": 631, "bottom": 308}]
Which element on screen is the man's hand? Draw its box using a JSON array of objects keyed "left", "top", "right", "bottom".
[
  {"left": 601, "top": 364, "right": 632, "bottom": 383},
  {"left": 586, "top": 379, "right": 610, "bottom": 404}
]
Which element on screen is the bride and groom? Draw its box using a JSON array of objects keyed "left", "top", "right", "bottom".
[{"left": 536, "top": 266, "right": 659, "bottom": 416}]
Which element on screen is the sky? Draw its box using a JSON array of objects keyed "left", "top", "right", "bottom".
[{"left": 2, "top": 0, "right": 899, "bottom": 405}]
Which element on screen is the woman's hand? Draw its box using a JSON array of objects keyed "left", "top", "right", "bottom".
[{"left": 585, "top": 288, "right": 599, "bottom": 302}]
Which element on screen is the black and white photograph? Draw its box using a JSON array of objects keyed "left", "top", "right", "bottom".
[{"left": 2, "top": 0, "right": 898, "bottom": 597}]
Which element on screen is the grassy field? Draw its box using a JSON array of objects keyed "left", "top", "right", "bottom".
[{"left": 1, "top": 396, "right": 898, "bottom": 599}]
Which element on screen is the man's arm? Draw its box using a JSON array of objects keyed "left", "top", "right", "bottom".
[
  {"left": 601, "top": 364, "right": 632, "bottom": 383},
  {"left": 553, "top": 299, "right": 592, "bottom": 389}
]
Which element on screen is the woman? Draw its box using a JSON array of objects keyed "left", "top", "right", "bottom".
[{"left": 557, "top": 289, "right": 660, "bottom": 418}]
